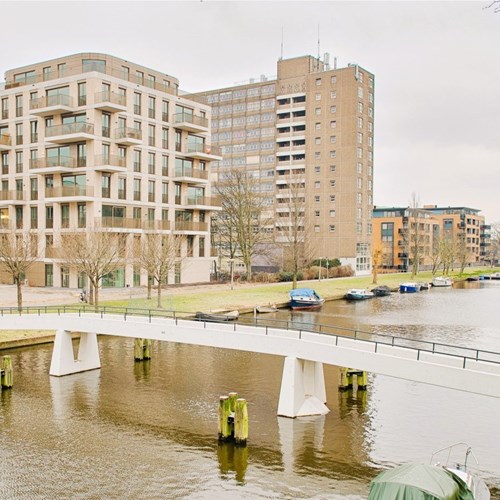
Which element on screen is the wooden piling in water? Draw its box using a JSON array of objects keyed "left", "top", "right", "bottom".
[
  {"left": 1, "top": 355, "right": 13, "bottom": 389},
  {"left": 134, "top": 338, "right": 144, "bottom": 361},
  {"left": 234, "top": 399, "right": 248, "bottom": 445},
  {"left": 143, "top": 339, "right": 152, "bottom": 360},
  {"left": 357, "top": 371, "right": 368, "bottom": 390},
  {"left": 218, "top": 396, "right": 232, "bottom": 441},
  {"left": 338, "top": 367, "right": 349, "bottom": 391}
]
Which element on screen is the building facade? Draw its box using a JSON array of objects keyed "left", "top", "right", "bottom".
[
  {"left": 0, "top": 53, "right": 220, "bottom": 288},
  {"left": 372, "top": 205, "right": 487, "bottom": 271},
  {"left": 190, "top": 54, "right": 375, "bottom": 274}
]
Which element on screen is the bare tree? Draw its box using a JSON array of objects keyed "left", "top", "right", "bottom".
[
  {"left": 61, "top": 229, "right": 125, "bottom": 310},
  {"left": 485, "top": 0, "right": 500, "bottom": 12},
  {"left": 215, "top": 168, "right": 274, "bottom": 280},
  {"left": 430, "top": 234, "right": 442, "bottom": 276},
  {"left": 135, "top": 233, "right": 181, "bottom": 308},
  {"left": 371, "top": 246, "right": 382, "bottom": 285},
  {"left": 401, "top": 194, "right": 424, "bottom": 278},
  {"left": 0, "top": 230, "right": 40, "bottom": 309},
  {"left": 439, "top": 237, "right": 456, "bottom": 275},
  {"left": 487, "top": 222, "right": 500, "bottom": 267},
  {"left": 456, "top": 231, "right": 471, "bottom": 275},
  {"left": 278, "top": 172, "right": 311, "bottom": 289}
]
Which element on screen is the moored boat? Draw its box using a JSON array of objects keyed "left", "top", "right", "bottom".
[
  {"left": 490, "top": 272, "right": 500, "bottom": 280},
  {"left": 371, "top": 285, "right": 392, "bottom": 297},
  {"left": 418, "top": 282, "right": 431, "bottom": 290},
  {"left": 289, "top": 288, "right": 324, "bottom": 310},
  {"left": 256, "top": 305, "right": 278, "bottom": 313},
  {"left": 432, "top": 276, "right": 454, "bottom": 287},
  {"left": 368, "top": 444, "right": 490, "bottom": 500},
  {"left": 195, "top": 310, "right": 239, "bottom": 322},
  {"left": 344, "top": 288, "right": 375, "bottom": 300},
  {"left": 399, "top": 282, "right": 420, "bottom": 293}
]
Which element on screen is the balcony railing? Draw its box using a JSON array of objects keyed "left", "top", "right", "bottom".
[
  {"left": 94, "top": 154, "right": 126, "bottom": 168},
  {"left": 97, "top": 217, "right": 142, "bottom": 229},
  {"left": 174, "top": 112, "right": 209, "bottom": 128},
  {"left": 30, "top": 156, "right": 76, "bottom": 169},
  {"left": 143, "top": 220, "right": 170, "bottom": 230},
  {"left": 46, "top": 186, "right": 94, "bottom": 198},
  {"left": 94, "top": 91, "right": 126, "bottom": 107},
  {"left": 186, "top": 196, "right": 221, "bottom": 207},
  {"left": 0, "top": 190, "right": 24, "bottom": 201},
  {"left": 174, "top": 167, "right": 208, "bottom": 180},
  {"left": 30, "top": 94, "right": 73, "bottom": 110},
  {"left": 174, "top": 221, "right": 208, "bottom": 232},
  {"left": 0, "top": 134, "right": 12, "bottom": 147},
  {"left": 114, "top": 127, "right": 142, "bottom": 141},
  {"left": 186, "top": 143, "right": 221, "bottom": 156},
  {"left": 46, "top": 122, "right": 95, "bottom": 138}
]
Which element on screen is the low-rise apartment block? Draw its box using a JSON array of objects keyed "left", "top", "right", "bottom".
[{"left": 0, "top": 53, "right": 220, "bottom": 287}]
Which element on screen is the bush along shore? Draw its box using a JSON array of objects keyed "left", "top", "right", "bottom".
[{"left": 0, "top": 267, "right": 498, "bottom": 350}]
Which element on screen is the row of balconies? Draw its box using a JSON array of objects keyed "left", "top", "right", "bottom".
[
  {"left": 0, "top": 188, "right": 221, "bottom": 207},
  {"left": 1, "top": 217, "right": 209, "bottom": 235}
]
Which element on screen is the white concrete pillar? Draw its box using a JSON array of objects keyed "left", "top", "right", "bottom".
[
  {"left": 277, "top": 357, "right": 330, "bottom": 418},
  {"left": 49, "top": 330, "right": 101, "bottom": 377}
]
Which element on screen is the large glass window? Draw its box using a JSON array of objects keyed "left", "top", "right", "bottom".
[{"left": 82, "top": 59, "right": 106, "bottom": 73}]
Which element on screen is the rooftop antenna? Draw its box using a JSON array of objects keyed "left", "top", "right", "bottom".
[
  {"left": 280, "top": 26, "right": 284, "bottom": 60},
  {"left": 317, "top": 24, "right": 321, "bottom": 61}
]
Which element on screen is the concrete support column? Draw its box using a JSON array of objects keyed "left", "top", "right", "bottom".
[
  {"left": 49, "top": 330, "right": 101, "bottom": 377},
  {"left": 277, "top": 357, "right": 329, "bottom": 418}
]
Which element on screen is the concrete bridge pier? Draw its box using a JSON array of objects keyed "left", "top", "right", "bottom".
[
  {"left": 277, "top": 357, "right": 330, "bottom": 418},
  {"left": 49, "top": 330, "right": 101, "bottom": 377}
]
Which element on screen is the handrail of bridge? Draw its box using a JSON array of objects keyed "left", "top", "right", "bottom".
[{"left": 1, "top": 305, "right": 499, "bottom": 369}]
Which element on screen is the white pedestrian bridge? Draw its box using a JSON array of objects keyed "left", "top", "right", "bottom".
[{"left": 1, "top": 305, "right": 500, "bottom": 418}]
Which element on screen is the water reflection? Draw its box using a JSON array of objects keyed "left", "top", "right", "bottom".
[{"left": 217, "top": 442, "right": 248, "bottom": 483}]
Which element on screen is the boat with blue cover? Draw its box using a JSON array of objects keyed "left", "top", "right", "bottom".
[
  {"left": 289, "top": 288, "right": 325, "bottom": 310},
  {"left": 399, "top": 282, "right": 420, "bottom": 293}
]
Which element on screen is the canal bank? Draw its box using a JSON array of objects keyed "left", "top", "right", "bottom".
[{"left": 1, "top": 268, "right": 498, "bottom": 351}]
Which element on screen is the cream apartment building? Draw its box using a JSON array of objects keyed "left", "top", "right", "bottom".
[
  {"left": 191, "top": 54, "right": 375, "bottom": 274},
  {"left": 0, "top": 53, "right": 221, "bottom": 288}
]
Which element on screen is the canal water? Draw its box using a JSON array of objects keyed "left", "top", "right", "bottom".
[{"left": 1, "top": 281, "right": 499, "bottom": 499}]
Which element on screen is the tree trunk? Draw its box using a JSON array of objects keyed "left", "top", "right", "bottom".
[
  {"left": 89, "top": 283, "right": 94, "bottom": 305},
  {"left": 94, "top": 285, "right": 99, "bottom": 312},
  {"left": 157, "top": 279, "right": 162, "bottom": 308},
  {"left": 292, "top": 273, "right": 297, "bottom": 290},
  {"left": 16, "top": 278, "right": 22, "bottom": 311},
  {"left": 147, "top": 276, "right": 152, "bottom": 300}
]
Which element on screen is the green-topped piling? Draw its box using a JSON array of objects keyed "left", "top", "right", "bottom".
[
  {"left": 234, "top": 398, "right": 248, "bottom": 445},
  {"left": 134, "top": 338, "right": 144, "bottom": 361},
  {"left": 1, "top": 355, "right": 13, "bottom": 389},
  {"left": 143, "top": 339, "right": 152, "bottom": 360}
]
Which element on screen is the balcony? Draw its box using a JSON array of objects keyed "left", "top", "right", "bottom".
[
  {"left": 186, "top": 196, "right": 221, "bottom": 210},
  {"left": 174, "top": 112, "right": 209, "bottom": 133},
  {"left": 29, "top": 95, "right": 75, "bottom": 117},
  {"left": 114, "top": 127, "right": 142, "bottom": 146},
  {"left": 93, "top": 154, "right": 127, "bottom": 173},
  {"left": 96, "top": 217, "right": 142, "bottom": 230},
  {"left": 45, "top": 186, "right": 94, "bottom": 201},
  {"left": 0, "top": 190, "right": 24, "bottom": 204},
  {"left": 143, "top": 220, "right": 171, "bottom": 231},
  {"left": 184, "top": 143, "right": 222, "bottom": 161},
  {"left": 46, "top": 122, "right": 95, "bottom": 144},
  {"left": 30, "top": 156, "right": 77, "bottom": 174},
  {"left": 174, "top": 221, "right": 208, "bottom": 233},
  {"left": 93, "top": 91, "right": 127, "bottom": 113},
  {"left": 172, "top": 166, "right": 209, "bottom": 184},
  {"left": 0, "top": 134, "right": 12, "bottom": 151}
]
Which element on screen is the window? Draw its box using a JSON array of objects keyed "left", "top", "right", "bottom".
[
  {"left": 330, "top": 151, "right": 336, "bottom": 159},
  {"left": 330, "top": 165, "right": 336, "bottom": 172},
  {"left": 16, "top": 151, "right": 23, "bottom": 173},
  {"left": 315, "top": 122, "right": 321, "bottom": 130},
  {"left": 315, "top": 93, "right": 321, "bottom": 101},
  {"left": 330, "top": 136, "right": 336, "bottom": 144},
  {"left": 118, "top": 178, "right": 126, "bottom": 200},
  {"left": 331, "top": 75, "right": 337, "bottom": 84},
  {"left": 315, "top": 78, "right": 321, "bottom": 86},
  {"left": 357, "top": 177, "right": 362, "bottom": 189},
  {"left": 357, "top": 162, "right": 363, "bottom": 174},
  {"left": 330, "top": 194, "right": 336, "bottom": 202},
  {"left": 134, "top": 92, "right": 141, "bottom": 115},
  {"left": 148, "top": 152, "right": 155, "bottom": 174},
  {"left": 315, "top": 166, "right": 321, "bottom": 173},
  {"left": 315, "top": 137, "right": 321, "bottom": 145},
  {"left": 314, "top": 225, "right": 320, "bottom": 233},
  {"left": 133, "top": 179, "right": 141, "bottom": 201},
  {"left": 357, "top": 147, "right": 363, "bottom": 159},
  {"left": 357, "top": 132, "right": 363, "bottom": 144},
  {"left": 330, "top": 105, "right": 336, "bottom": 113},
  {"left": 368, "top": 107, "right": 373, "bottom": 118},
  {"left": 162, "top": 155, "right": 169, "bottom": 176},
  {"left": 1, "top": 152, "right": 8, "bottom": 175},
  {"left": 133, "top": 150, "right": 141, "bottom": 172},
  {"left": 78, "top": 82, "right": 87, "bottom": 106},
  {"left": 15, "top": 95, "right": 23, "bottom": 117},
  {"left": 162, "top": 101, "right": 169, "bottom": 122},
  {"left": 101, "top": 174, "right": 111, "bottom": 198},
  {"left": 330, "top": 120, "right": 336, "bottom": 128},
  {"left": 358, "top": 87, "right": 363, "bottom": 99},
  {"left": 162, "top": 128, "right": 169, "bottom": 149},
  {"left": 315, "top": 181, "right": 320, "bottom": 189},
  {"left": 16, "top": 123, "right": 23, "bottom": 145},
  {"left": 43, "top": 67, "right": 51, "bottom": 81},
  {"left": 358, "top": 117, "right": 363, "bottom": 129},
  {"left": 315, "top": 210, "right": 320, "bottom": 217},
  {"left": 330, "top": 180, "right": 336, "bottom": 188},
  {"left": 148, "top": 124, "right": 155, "bottom": 146},
  {"left": 102, "top": 112, "right": 110, "bottom": 138},
  {"left": 315, "top": 152, "right": 320, "bottom": 160},
  {"left": 357, "top": 193, "right": 362, "bottom": 204},
  {"left": 315, "top": 107, "right": 321, "bottom": 115},
  {"left": 315, "top": 195, "right": 320, "bottom": 202},
  {"left": 162, "top": 182, "right": 168, "bottom": 203},
  {"left": 30, "top": 206, "right": 38, "bottom": 229},
  {"left": 329, "top": 225, "right": 336, "bottom": 232},
  {"left": 82, "top": 59, "right": 105, "bottom": 73},
  {"left": 148, "top": 180, "right": 155, "bottom": 202},
  {"left": 358, "top": 102, "right": 363, "bottom": 113},
  {"left": 61, "top": 204, "right": 70, "bottom": 228},
  {"left": 330, "top": 91, "right": 337, "bottom": 99},
  {"left": 30, "top": 121, "right": 38, "bottom": 143},
  {"left": 148, "top": 96, "right": 156, "bottom": 118}
]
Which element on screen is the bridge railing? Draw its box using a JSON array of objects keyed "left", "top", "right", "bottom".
[{"left": 1, "top": 306, "right": 500, "bottom": 369}]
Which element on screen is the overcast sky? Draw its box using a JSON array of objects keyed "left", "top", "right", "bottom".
[{"left": 1, "top": 1, "right": 499, "bottom": 221}]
